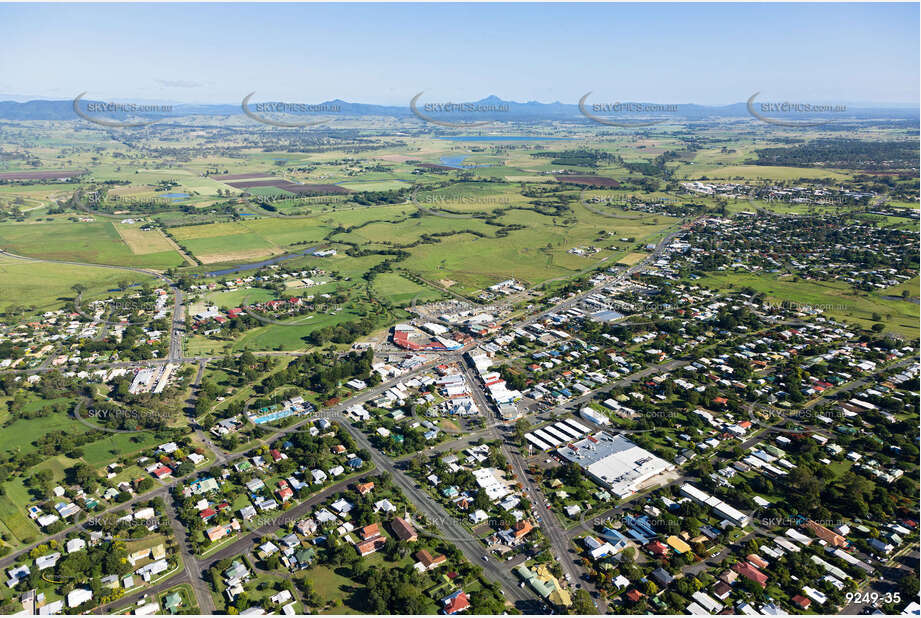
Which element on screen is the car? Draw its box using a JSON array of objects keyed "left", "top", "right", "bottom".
[{"left": 482, "top": 554, "right": 489, "bottom": 562}]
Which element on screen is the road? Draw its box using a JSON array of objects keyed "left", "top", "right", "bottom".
[
  {"left": 458, "top": 361, "right": 604, "bottom": 612},
  {"left": 9, "top": 216, "right": 913, "bottom": 615}
]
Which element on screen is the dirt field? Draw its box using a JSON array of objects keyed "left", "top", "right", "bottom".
[
  {"left": 617, "top": 252, "right": 647, "bottom": 266},
  {"left": 114, "top": 224, "right": 176, "bottom": 254},
  {"left": 196, "top": 247, "right": 284, "bottom": 264},
  {"left": 0, "top": 169, "right": 86, "bottom": 180},
  {"left": 504, "top": 175, "right": 551, "bottom": 182},
  {"left": 375, "top": 154, "right": 417, "bottom": 163},
  {"left": 108, "top": 186, "right": 151, "bottom": 198}
]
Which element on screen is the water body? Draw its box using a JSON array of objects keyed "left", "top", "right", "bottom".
[
  {"left": 436, "top": 136, "right": 574, "bottom": 142},
  {"left": 203, "top": 247, "right": 318, "bottom": 277},
  {"left": 881, "top": 295, "right": 919, "bottom": 304},
  {"left": 160, "top": 192, "right": 190, "bottom": 201},
  {"left": 439, "top": 155, "right": 491, "bottom": 169}
]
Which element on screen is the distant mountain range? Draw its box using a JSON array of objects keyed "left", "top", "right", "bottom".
[{"left": 0, "top": 94, "right": 916, "bottom": 122}]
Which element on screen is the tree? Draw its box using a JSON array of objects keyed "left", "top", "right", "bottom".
[{"left": 570, "top": 589, "right": 596, "bottom": 615}]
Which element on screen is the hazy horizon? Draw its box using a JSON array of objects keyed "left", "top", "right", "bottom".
[{"left": 0, "top": 3, "right": 918, "bottom": 106}]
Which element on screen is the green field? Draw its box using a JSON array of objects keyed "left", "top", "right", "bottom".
[
  {"left": 373, "top": 272, "right": 448, "bottom": 307},
  {"left": 0, "top": 221, "right": 184, "bottom": 268},
  {"left": 0, "top": 255, "right": 159, "bottom": 315}
]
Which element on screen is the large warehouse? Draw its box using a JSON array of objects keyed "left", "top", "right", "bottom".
[{"left": 557, "top": 432, "right": 675, "bottom": 499}]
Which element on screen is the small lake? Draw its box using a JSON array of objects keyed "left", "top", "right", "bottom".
[
  {"left": 203, "top": 247, "right": 318, "bottom": 277},
  {"left": 160, "top": 192, "right": 190, "bottom": 201},
  {"left": 880, "top": 295, "right": 919, "bottom": 304},
  {"left": 439, "top": 155, "right": 491, "bottom": 169}
]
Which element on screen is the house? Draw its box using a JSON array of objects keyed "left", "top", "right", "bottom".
[
  {"left": 65, "top": 538, "right": 86, "bottom": 554},
  {"left": 441, "top": 590, "right": 470, "bottom": 615},
  {"left": 258, "top": 541, "right": 279, "bottom": 558},
  {"left": 224, "top": 560, "right": 250, "bottom": 582},
  {"left": 666, "top": 535, "right": 692, "bottom": 554},
  {"left": 330, "top": 498, "right": 352, "bottom": 514},
  {"left": 134, "top": 602, "right": 159, "bottom": 615},
  {"left": 712, "top": 581, "right": 732, "bottom": 600},
  {"left": 245, "top": 478, "right": 265, "bottom": 493},
  {"left": 650, "top": 567, "right": 675, "bottom": 587},
  {"left": 35, "top": 553, "right": 60, "bottom": 571},
  {"left": 355, "top": 537, "right": 387, "bottom": 557},
  {"left": 189, "top": 477, "right": 219, "bottom": 495},
  {"left": 375, "top": 499, "right": 396, "bottom": 513},
  {"left": 414, "top": 549, "right": 447, "bottom": 572},
  {"left": 646, "top": 540, "right": 669, "bottom": 557},
  {"left": 54, "top": 502, "right": 80, "bottom": 518},
  {"left": 66, "top": 588, "right": 93, "bottom": 608},
  {"left": 296, "top": 519, "right": 318, "bottom": 536},
  {"left": 390, "top": 517, "right": 418, "bottom": 542},
  {"left": 719, "top": 569, "right": 739, "bottom": 585},
  {"left": 583, "top": 535, "right": 617, "bottom": 560},
  {"left": 625, "top": 589, "right": 645, "bottom": 603},
  {"left": 510, "top": 519, "right": 533, "bottom": 542},
  {"left": 207, "top": 519, "right": 240, "bottom": 542},
  {"left": 162, "top": 591, "right": 183, "bottom": 613},
  {"left": 805, "top": 519, "right": 847, "bottom": 547},
  {"left": 469, "top": 509, "right": 488, "bottom": 524},
  {"left": 136, "top": 559, "right": 168, "bottom": 580},
  {"left": 359, "top": 523, "right": 381, "bottom": 541},
  {"left": 356, "top": 482, "right": 375, "bottom": 495},
  {"left": 292, "top": 547, "right": 317, "bottom": 569},
  {"left": 276, "top": 486, "right": 294, "bottom": 502},
  {"left": 732, "top": 561, "right": 768, "bottom": 588},
  {"left": 792, "top": 594, "right": 811, "bottom": 610},
  {"left": 38, "top": 599, "right": 64, "bottom": 615},
  {"left": 691, "top": 591, "right": 723, "bottom": 614}
]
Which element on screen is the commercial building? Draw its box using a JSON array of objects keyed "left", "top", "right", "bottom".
[
  {"left": 679, "top": 483, "right": 751, "bottom": 527},
  {"left": 557, "top": 432, "right": 675, "bottom": 499}
]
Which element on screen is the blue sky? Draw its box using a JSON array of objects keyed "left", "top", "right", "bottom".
[{"left": 0, "top": 3, "right": 917, "bottom": 105}]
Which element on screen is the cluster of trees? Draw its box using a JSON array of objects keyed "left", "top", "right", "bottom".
[
  {"left": 530, "top": 149, "right": 618, "bottom": 168},
  {"left": 748, "top": 138, "right": 918, "bottom": 171}
]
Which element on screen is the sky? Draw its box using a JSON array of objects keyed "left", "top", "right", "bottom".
[{"left": 0, "top": 3, "right": 918, "bottom": 106}]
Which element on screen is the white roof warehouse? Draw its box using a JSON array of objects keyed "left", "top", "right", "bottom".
[{"left": 557, "top": 432, "right": 675, "bottom": 499}]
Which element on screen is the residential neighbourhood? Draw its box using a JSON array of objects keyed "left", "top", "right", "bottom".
[{"left": 0, "top": 5, "right": 918, "bottom": 615}]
